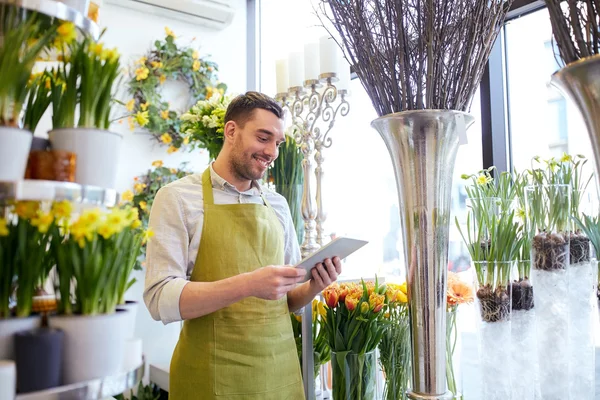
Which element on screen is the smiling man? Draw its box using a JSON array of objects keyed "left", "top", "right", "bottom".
[{"left": 144, "top": 92, "right": 342, "bottom": 400}]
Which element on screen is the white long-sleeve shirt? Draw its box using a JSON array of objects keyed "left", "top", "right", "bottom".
[{"left": 143, "top": 165, "right": 302, "bottom": 325}]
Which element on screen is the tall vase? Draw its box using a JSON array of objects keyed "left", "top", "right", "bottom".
[
  {"left": 371, "top": 110, "right": 475, "bottom": 400},
  {"left": 331, "top": 350, "right": 377, "bottom": 400}
]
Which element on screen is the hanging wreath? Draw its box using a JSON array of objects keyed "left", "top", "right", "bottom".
[{"left": 125, "top": 27, "right": 227, "bottom": 153}]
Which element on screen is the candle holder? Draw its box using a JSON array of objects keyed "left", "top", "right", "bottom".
[{"left": 276, "top": 77, "right": 350, "bottom": 400}]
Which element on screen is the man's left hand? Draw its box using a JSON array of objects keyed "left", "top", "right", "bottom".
[{"left": 309, "top": 256, "right": 342, "bottom": 293}]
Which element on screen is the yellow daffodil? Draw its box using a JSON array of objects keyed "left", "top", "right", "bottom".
[
  {"left": 167, "top": 145, "right": 178, "bottom": 154},
  {"left": 97, "top": 223, "right": 114, "bottom": 239},
  {"left": 91, "top": 42, "right": 104, "bottom": 57},
  {"left": 102, "top": 48, "right": 119, "bottom": 62},
  {"left": 160, "top": 110, "right": 169, "bottom": 119},
  {"left": 106, "top": 209, "right": 129, "bottom": 233},
  {"left": 560, "top": 152, "right": 572, "bottom": 163},
  {"left": 165, "top": 27, "right": 176, "bottom": 38},
  {"left": 0, "top": 218, "right": 9, "bottom": 236},
  {"left": 135, "top": 111, "right": 149, "bottom": 127},
  {"left": 79, "top": 209, "right": 102, "bottom": 228},
  {"left": 43, "top": 77, "right": 51, "bottom": 90},
  {"left": 183, "top": 136, "right": 190, "bottom": 145},
  {"left": 140, "top": 102, "right": 150, "bottom": 111},
  {"left": 31, "top": 212, "right": 54, "bottom": 234},
  {"left": 142, "top": 228, "right": 154, "bottom": 244},
  {"left": 134, "top": 183, "right": 147, "bottom": 194},
  {"left": 56, "top": 22, "right": 76, "bottom": 44},
  {"left": 121, "top": 190, "right": 134, "bottom": 202},
  {"left": 160, "top": 133, "right": 173, "bottom": 144},
  {"left": 139, "top": 201, "right": 147, "bottom": 211},
  {"left": 192, "top": 50, "right": 199, "bottom": 59},
  {"left": 15, "top": 201, "right": 40, "bottom": 219},
  {"left": 476, "top": 174, "right": 491, "bottom": 186},
  {"left": 135, "top": 66, "right": 149, "bottom": 81},
  {"left": 159, "top": 75, "right": 166, "bottom": 85},
  {"left": 131, "top": 219, "right": 142, "bottom": 229},
  {"left": 192, "top": 60, "right": 201, "bottom": 72},
  {"left": 150, "top": 61, "right": 163, "bottom": 69},
  {"left": 152, "top": 160, "right": 164, "bottom": 168},
  {"left": 126, "top": 99, "right": 135, "bottom": 112},
  {"left": 52, "top": 200, "right": 73, "bottom": 221}
]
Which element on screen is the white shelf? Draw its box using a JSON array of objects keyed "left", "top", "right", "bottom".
[
  {"left": 0, "top": 180, "right": 118, "bottom": 207},
  {"left": 16, "top": 360, "right": 144, "bottom": 400},
  {"left": 0, "top": 0, "right": 100, "bottom": 39}
]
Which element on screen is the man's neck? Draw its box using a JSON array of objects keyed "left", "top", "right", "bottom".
[{"left": 212, "top": 158, "right": 253, "bottom": 192}]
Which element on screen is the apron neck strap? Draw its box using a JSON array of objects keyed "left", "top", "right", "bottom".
[{"left": 202, "top": 167, "right": 272, "bottom": 208}]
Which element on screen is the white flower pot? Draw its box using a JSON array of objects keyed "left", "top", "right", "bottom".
[
  {"left": 117, "top": 301, "right": 138, "bottom": 339},
  {"left": 48, "top": 128, "right": 122, "bottom": 188},
  {"left": 0, "top": 127, "right": 32, "bottom": 181},
  {"left": 48, "top": 310, "right": 128, "bottom": 384},
  {"left": 0, "top": 316, "right": 41, "bottom": 360}
]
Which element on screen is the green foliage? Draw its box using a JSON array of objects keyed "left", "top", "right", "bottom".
[{"left": 180, "top": 94, "right": 230, "bottom": 160}]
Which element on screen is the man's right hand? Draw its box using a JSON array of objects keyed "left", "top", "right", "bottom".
[{"left": 248, "top": 266, "right": 306, "bottom": 300}]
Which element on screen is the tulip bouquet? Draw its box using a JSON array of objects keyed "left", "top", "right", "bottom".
[
  {"left": 289, "top": 299, "right": 330, "bottom": 380},
  {"left": 322, "top": 279, "right": 389, "bottom": 400},
  {"left": 378, "top": 282, "right": 410, "bottom": 400}
]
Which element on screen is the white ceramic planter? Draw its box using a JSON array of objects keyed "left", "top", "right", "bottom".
[
  {"left": 0, "top": 316, "right": 41, "bottom": 360},
  {"left": 48, "top": 310, "right": 128, "bottom": 384},
  {"left": 0, "top": 127, "right": 32, "bottom": 181},
  {"left": 48, "top": 128, "right": 122, "bottom": 188},
  {"left": 117, "top": 301, "right": 138, "bottom": 339}
]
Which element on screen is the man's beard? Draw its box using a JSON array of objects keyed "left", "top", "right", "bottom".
[{"left": 230, "top": 144, "right": 265, "bottom": 182}]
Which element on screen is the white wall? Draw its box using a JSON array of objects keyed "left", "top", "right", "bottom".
[{"left": 35, "top": 0, "right": 248, "bottom": 369}]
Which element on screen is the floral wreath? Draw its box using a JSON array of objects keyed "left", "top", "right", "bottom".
[{"left": 125, "top": 27, "right": 227, "bottom": 153}]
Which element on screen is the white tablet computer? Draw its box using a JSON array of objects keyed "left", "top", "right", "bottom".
[{"left": 295, "top": 237, "right": 369, "bottom": 282}]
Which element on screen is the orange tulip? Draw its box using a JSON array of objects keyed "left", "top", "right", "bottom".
[
  {"left": 369, "top": 292, "right": 385, "bottom": 313},
  {"left": 323, "top": 287, "right": 339, "bottom": 308},
  {"left": 345, "top": 295, "right": 359, "bottom": 311},
  {"left": 338, "top": 286, "right": 349, "bottom": 302}
]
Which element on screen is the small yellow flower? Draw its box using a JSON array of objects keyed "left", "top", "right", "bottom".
[
  {"left": 165, "top": 26, "right": 176, "bottom": 38},
  {"left": 139, "top": 201, "right": 147, "bottom": 210},
  {"left": 160, "top": 110, "right": 169, "bottom": 119},
  {"left": 31, "top": 212, "right": 54, "bottom": 234},
  {"left": 560, "top": 152, "right": 572, "bottom": 163},
  {"left": 15, "top": 201, "right": 40, "bottom": 219},
  {"left": 134, "top": 183, "right": 147, "bottom": 194},
  {"left": 131, "top": 219, "right": 142, "bottom": 229},
  {"left": 192, "top": 50, "right": 199, "bottom": 59},
  {"left": 206, "top": 87, "right": 214, "bottom": 99},
  {"left": 126, "top": 99, "right": 135, "bottom": 112},
  {"left": 142, "top": 228, "right": 154, "bottom": 244},
  {"left": 476, "top": 174, "right": 491, "bottom": 186},
  {"left": 135, "top": 66, "right": 149, "bottom": 81},
  {"left": 97, "top": 223, "right": 114, "bottom": 239},
  {"left": 0, "top": 218, "right": 9, "bottom": 236},
  {"left": 57, "top": 22, "right": 76, "bottom": 44},
  {"left": 170, "top": 168, "right": 178, "bottom": 174},
  {"left": 140, "top": 102, "right": 150, "bottom": 111},
  {"left": 138, "top": 56, "right": 147, "bottom": 65},
  {"left": 79, "top": 209, "right": 102, "bottom": 228},
  {"left": 159, "top": 75, "right": 166, "bottom": 85},
  {"left": 91, "top": 42, "right": 104, "bottom": 57},
  {"left": 167, "top": 146, "right": 178, "bottom": 154},
  {"left": 51, "top": 200, "right": 73, "bottom": 221},
  {"left": 102, "top": 48, "right": 119, "bottom": 62},
  {"left": 192, "top": 60, "right": 201, "bottom": 72},
  {"left": 160, "top": 133, "right": 172, "bottom": 144},
  {"left": 121, "top": 190, "right": 134, "bottom": 202},
  {"left": 152, "top": 160, "right": 164, "bottom": 168},
  {"left": 150, "top": 61, "right": 163, "bottom": 69},
  {"left": 135, "top": 111, "right": 149, "bottom": 127},
  {"left": 183, "top": 136, "right": 190, "bottom": 145}
]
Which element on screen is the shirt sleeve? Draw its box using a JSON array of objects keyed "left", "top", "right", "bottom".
[{"left": 143, "top": 186, "right": 190, "bottom": 325}]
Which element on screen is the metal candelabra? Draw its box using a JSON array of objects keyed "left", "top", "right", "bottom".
[{"left": 276, "top": 73, "right": 350, "bottom": 400}]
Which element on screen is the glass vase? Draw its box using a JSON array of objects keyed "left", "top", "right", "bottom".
[
  {"left": 473, "top": 261, "right": 513, "bottom": 400},
  {"left": 446, "top": 306, "right": 462, "bottom": 400},
  {"left": 331, "top": 350, "right": 377, "bottom": 400},
  {"left": 379, "top": 309, "right": 411, "bottom": 400},
  {"left": 526, "top": 184, "right": 570, "bottom": 399}
]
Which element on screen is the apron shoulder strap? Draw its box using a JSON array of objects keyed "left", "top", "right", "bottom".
[{"left": 202, "top": 168, "right": 214, "bottom": 206}]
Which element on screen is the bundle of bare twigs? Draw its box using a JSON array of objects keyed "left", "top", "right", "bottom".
[
  {"left": 545, "top": 1, "right": 600, "bottom": 65},
  {"left": 317, "top": 1, "right": 514, "bottom": 116}
]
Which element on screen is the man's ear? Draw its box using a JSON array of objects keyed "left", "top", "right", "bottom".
[{"left": 223, "top": 120, "right": 236, "bottom": 143}]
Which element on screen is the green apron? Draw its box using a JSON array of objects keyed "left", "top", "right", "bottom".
[{"left": 169, "top": 168, "right": 305, "bottom": 400}]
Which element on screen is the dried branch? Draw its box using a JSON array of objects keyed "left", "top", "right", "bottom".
[
  {"left": 316, "top": 0, "right": 513, "bottom": 116},
  {"left": 545, "top": 0, "right": 600, "bottom": 65}
]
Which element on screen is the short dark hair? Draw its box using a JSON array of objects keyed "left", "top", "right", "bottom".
[{"left": 224, "top": 91, "right": 284, "bottom": 128}]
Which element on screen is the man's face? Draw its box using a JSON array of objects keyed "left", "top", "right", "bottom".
[{"left": 229, "top": 109, "right": 285, "bottom": 182}]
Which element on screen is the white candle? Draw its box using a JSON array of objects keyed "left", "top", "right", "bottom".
[
  {"left": 319, "top": 36, "right": 339, "bottom": 75},
  {"left": 276, "top": 59, "right": 289, "bottom": 94},
  {"left": 336, "top": 56, "right": 351, "bottom": 92},
  {"left": 288, "top": 51, "right": 305, "bottom": 88},
  {"left": 304, "top": 42, "right": 320, "bottom": 82},
  {"left": 0, "top": 360, "right": 15, "bottom": 400}
]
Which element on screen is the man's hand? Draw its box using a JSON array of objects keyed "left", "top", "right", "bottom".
[
  {"left": 309, "top": 256, "right": 342, "bottom": 293},
  {"left": 248, "top": 266, "right": 307, "bottom": 300}
]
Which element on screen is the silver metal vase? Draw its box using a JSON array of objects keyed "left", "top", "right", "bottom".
[
  {"left": 371, "top": 110, "right": 475, "bottom": 400},
  {"left": 551, "top": 55, "right": 600, "bottom": 185}
]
